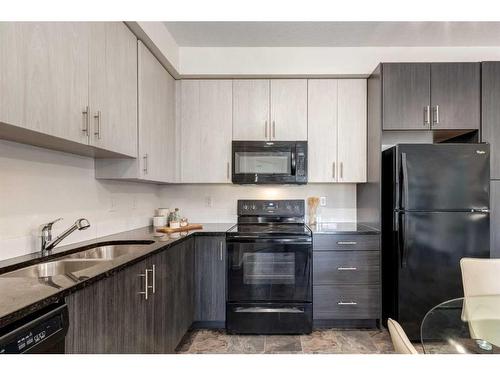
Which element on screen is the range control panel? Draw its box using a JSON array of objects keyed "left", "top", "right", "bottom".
[{"left": 237, "top": 200, "right": 305, "bottom": 217}]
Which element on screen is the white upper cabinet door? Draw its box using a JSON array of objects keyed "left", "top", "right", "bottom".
[
  {"left": 307, "top": 80, "right": 338, "bottom": 183},
  {"left": 0, "top": 22, "right": 90, "bottom": 145},
  {"left": 137, "top": 41, "right": 175, "bottom": 183},
  {"left": 90, "top": 22, "right": 137, "bottom": 157},
  {"left": 181, "top": 80, "right": 233, "bottom": 183},
  {"left": 270, "top": 79, "right": 308, "bottom": 141},
  {"left": 232, "top": 80, "right": 269, "bottom": 140},
  {"left": 337, "top": 79, "right": 367, "bottom": 183}
]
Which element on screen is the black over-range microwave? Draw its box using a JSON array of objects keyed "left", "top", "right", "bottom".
[{"left": 231, "top": 141, "right": 308, "bottom": 184}]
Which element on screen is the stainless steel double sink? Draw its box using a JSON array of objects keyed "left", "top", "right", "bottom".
[{"left": 0, "top": 241, "right": 154, "bottom": 279}]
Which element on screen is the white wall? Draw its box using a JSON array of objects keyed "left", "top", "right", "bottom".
[
  {"left": 179, "top": 47, "right": 500, "bottom": 76},
  {"left": 159, "top": 184, "right": 357, "bottom": 224},
  {"left": 0, "top": 140, "right": 161, "bottom": 261}
]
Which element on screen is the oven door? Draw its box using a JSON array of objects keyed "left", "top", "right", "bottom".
[
  {"left": 232, "top": 141, "right": 307, "bottom": 184},
  {"left": 227, "top": 237, "right": 312, "bottom": 303}
]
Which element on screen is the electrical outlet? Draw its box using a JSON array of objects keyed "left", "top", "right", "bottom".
[
  {"left": 109, "top": 196, "right": 117, "bottom": 212},
  {"left": 320, "top": 196, "right": 327, "bottom": 207},
  {"left": 132, "top": 195, "right": 138, "bottom": 210},
  {"left": 205, "top": 196, "right": 213, "bottom": 208}
]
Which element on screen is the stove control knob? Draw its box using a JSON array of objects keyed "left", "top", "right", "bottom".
[
  {"left": 243, "top": 204, "right": 249, "bottom": 210},
  {"left": 294, "top": 205, "right": 300, "bottom": 212},
  {"left": 286, "top": 205, "right": 292, "bottom": 211},
  {"left": 251, "top": 205, "right": 256, "bottom": 210}
]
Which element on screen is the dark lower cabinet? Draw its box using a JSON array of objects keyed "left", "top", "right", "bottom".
[
  {"left": 65, "top": 238, "right": 194, "bottom": 354},
  {"left": 312, "top": 233, "right": 381, "bottom": 327},
  {"left": 194, "top": 236, "right": 226, "bottom": 325},
  {"left": 65, "top": 257, "right": 152, "bottom": 353},
  {"left": 151, "top": 238, "right": 194, "bottom": 353}
]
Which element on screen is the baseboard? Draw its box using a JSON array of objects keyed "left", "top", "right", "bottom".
[{"left": 191, "top": 321, "right": 226, "bottom": 329}]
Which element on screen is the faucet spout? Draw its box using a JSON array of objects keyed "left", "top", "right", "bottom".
[{"left": 41, "top": 218, "right": 90, "bottom": 255}]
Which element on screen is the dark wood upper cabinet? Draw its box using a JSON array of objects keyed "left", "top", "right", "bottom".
[
  {"left": 482, "top": 62, "right": 500, "bottom": 179},
  {"left": 381, "top": 62, "right": 480, "bottom": 131},
  {"left": 382, "top": 63, "right": 431, "bottom": 130},
  {"left": 194, "top": 236, "right": 226, "bottom": 323},
  {"left": 430, "top": 63, "right": 480, "bottom": 130}
]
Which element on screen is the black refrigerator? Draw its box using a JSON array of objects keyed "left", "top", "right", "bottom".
[{"left": 382, "top": 144, "right": 490, "bottom": 340}]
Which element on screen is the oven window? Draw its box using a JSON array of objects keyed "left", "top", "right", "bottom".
[
  {"left": 243, "top": 253, "right": 295, "bottom": 285},
  {"left": 234, "top": 151, "right": 291, "bottom": 174}
]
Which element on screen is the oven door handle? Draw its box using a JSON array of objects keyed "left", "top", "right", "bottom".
[
  {"left": 291, "top": 149, "right": 297, "bottom": 176},
  {"left": 226, "top": 237, "right": 312, "bottom": 244},
  {"left": 234, "top": 307, "right": 304, "bottom": 314}
]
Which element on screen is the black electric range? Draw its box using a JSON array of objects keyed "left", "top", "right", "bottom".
[{"left": 225, "top": 200, "right": 312, "bottom": 334}]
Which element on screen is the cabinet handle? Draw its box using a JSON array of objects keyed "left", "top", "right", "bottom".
[
  {"left": 138, "top": 269, "right": 149, "bottom": 300},
  {"left": 337, "top": 267, "right": 358, "bottom": 271},
  {"left": 340, "top": 162, "right": 344, "bottom": 179},
  {"left": 143, "top": 154, "right": 148, "bottom": 174},
  {"left": 82, "top": 106, "right": 90, "bottom": 134},
  {"left": 265, "top": 120, "right": 268, "bottom": 139},
  {"left": 148, "top": 264, "right": 156, "bottom": 294},
  {"left": 332, "top": 162, "right": 336, "bottom": 179},
  {"left": 93, "top": 111, "right": 101, "bottom": 139},
  {"left": 272, "top": 121, "right": 276, "bottom": 139},
  {"left": 433, "top": 105, "right": 440, "bottom": 125},
  {"left": 338, "top": 301, "right": 357, "bottom": 306},
  {"left": 424, "top": 105, "right": 430, "bottom": 126},
  {"left": 227, "top": 162, "right": 230, "bottom": 180},
  {"left": 219, "top": 241, "right": 223, "bottom": 261},
  {"left": 337, "top": 241, "right": 357, "bottom": 245}
]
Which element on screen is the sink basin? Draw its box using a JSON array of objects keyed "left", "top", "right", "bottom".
[
  {"left": 67, "top": 241, "right": 154, "bottom": 260},
  {"left": 0, "top": 259, "right": 106, "bottom": 278}
]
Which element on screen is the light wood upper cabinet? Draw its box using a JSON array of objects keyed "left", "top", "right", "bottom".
[
  {"left": 138, "top": 40, "right": 175, "bottom": 182},
  {"left": 232, "top": 79, "right": 307, "bottom": 141},
  {"left": 180, "top": 80, "right": 232, "bottom": 183},
  {"left": 0, "top": 22, "right": 90, "bottom": 145},
  {"left": 308, "top": 79, "right": 367, "bottom": 183},
  {"left": 90, "top": 22, "right": 137, "bottom": 157},
  {"left": 337, "top": 79, "right": 367, "bottom": 183},
  {"left": 308, "top": 80, "right": 338, "bottom": 182},
  {"left": 270, "top": 79, "right": 308, "bottom": 141},
  {"left": 232, "top": 80, "right": 269, "bottom": 140}
]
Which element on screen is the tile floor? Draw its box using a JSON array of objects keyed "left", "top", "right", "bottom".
[{"left": 176, "top": 328, "right": 405, "bottom": 354}]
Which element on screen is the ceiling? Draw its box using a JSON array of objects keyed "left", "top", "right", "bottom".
[{"left": 164, "top": 22, "right": 500, "bottom": 47}]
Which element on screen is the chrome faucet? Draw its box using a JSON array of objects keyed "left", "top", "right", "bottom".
[{"left": 41, "top": 218, "right": 90, "bottom": 255}]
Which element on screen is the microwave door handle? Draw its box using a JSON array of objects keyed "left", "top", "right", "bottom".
[{"left": 291, "top": 150, "right": 297, "bottom": 176}]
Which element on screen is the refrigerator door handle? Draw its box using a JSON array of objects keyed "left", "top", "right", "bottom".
[
  {"left": 399, "top": 212, "right": 408, "bottom": 268},
  {"left": 401, "top": 153, "right": 409, "bottom": 210}
]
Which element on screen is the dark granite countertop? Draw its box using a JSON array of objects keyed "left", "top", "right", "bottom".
[
  {"left": 0, "top": 223, "right": 234, "bottom": 329},
  {"left": 308, "top": 222, "right": 380, "bottom": 235}
]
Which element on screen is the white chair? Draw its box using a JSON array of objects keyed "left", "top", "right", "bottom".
[
  {"left": 460, "top": 258, "right": 500, "bottom": 296},
  {"left": 387, "top": 318, "right": 418, "bottom": 354},
  {"left": 460, "top": 258, "right": 500, "bottom": 347}
]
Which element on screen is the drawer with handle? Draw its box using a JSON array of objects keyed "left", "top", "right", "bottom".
[
  {"left": 313, "top": 285, "right": 380, "bottom": 319},
  {"left": 313, "top": 251, "right": 380, "bottom": 285},
  {"left": 313, "top": 234, "right": 380, "bottom": 251}
]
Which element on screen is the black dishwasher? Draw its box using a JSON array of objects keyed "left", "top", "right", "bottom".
[{"left": 0, "top": 302, "right": 69, "bottom": 354}]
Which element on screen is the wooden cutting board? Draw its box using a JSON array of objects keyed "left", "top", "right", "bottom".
[{"left": 156, "top": 224, "right": 203, "bottom": 234}]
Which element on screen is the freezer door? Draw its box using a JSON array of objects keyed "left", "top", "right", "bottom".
[
  {"left": 397, "top": 211, "right": 490, "bottom": 340},
  {"left": 397, "top": 144, "right": 490, "bottom": 210}
]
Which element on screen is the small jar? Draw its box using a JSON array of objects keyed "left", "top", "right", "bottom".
[{"left": 180, "top": 218, "right": 188, "bottom": 227}]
